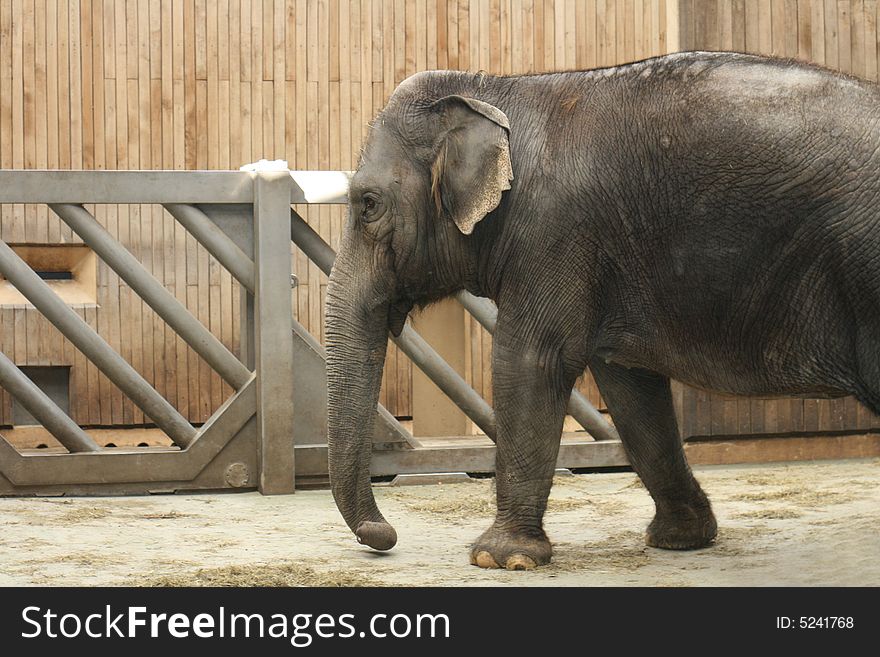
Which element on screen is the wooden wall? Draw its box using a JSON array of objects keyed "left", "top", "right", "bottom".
[
  {"left": 681, "top": 0, "right": 880, "bottom": 83},
  {"left": 672, "top": 0, "right": 880, "bottom": 438},
  {"left": 0, "top": 0, "right": 678, "bottom": 425},
  {"left": 1, "top": 0, "right": 875, "bottom": 439}
]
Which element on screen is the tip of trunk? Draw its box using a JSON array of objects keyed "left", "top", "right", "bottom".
[{"left": 356, "top": 520, "right": 398, "bottom": 551}]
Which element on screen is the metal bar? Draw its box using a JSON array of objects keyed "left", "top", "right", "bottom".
[
  {"left": 254, "top": 172, "right": 296, "bottom": 494},
  {"left": 289, "top": 171, "right": 352, "bottom": 204},
  {"left": 0, "top": 170, "right": 254, "bottom": 204},
  {"left": 0, "top": 351, "right": 100, "bottom": 453},
  {"left": 289, "top": 208, "right": 497, "bottom": 440},
  {"left": 455, "top": 290, "right": 619, "bottom": 442},
  {"left": 294, "top": 437, "right": 630, "bottom": 478},
  {"left": 289, "top": 207, "right": 336, "bottom": 273},
  {"left": 50, "top": 204, "right": 252, "bottom": 390},
  {"left": 0, "top": 377, "right": 257, "bottom": 487},
  {"left": 164, "top": 203, "right": 256, "bottom": 292},
  {"left": 396, "top": 324, "right": 496, "bottom": 439},
  {"left": 0, "top": 239, "right": 197, "bottom": 448},
  {"left": 566, "top": 392, "right": 619, "bottom": 441}
]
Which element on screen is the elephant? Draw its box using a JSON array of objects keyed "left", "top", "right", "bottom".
[{"left": 324, "top": 50, "right": 880, "bottom": 570}]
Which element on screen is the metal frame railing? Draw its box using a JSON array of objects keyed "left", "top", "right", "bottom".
[
  {"left": 0, "top": 168, "right": 618, "bottom": 497},
  {"left": 0, "top": 169, "right": 293, "bottom": 494}
]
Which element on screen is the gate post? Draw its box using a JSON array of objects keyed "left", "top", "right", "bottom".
[{"left": 253, "top": 171, "right": 296, "bottom": 494}]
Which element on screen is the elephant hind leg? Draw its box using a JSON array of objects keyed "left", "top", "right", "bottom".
[{"left": 589, "top": 358, "right": 717, "bottom": 550}]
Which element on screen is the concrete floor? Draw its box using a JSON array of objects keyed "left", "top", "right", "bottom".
[{"left": 0, "top": 458, "right": 877, "bottom": 586}]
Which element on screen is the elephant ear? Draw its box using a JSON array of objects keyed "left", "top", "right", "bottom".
[{"left": 429, "top": 95, "right": 514, "bottom": 235}]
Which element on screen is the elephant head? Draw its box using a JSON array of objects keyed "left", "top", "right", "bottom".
[{"left": 325, "top": 72, "right": 514, "bottom": 550}]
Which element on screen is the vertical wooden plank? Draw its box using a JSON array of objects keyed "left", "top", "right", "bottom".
[
  {"left": 78, "top": 1, "right": 93, "bottom": 175},
  {"left": 838, "top": 0, "right": 852, "bottom": 72},
  {"left": 852, "top": 0, "right": 866, "bottom": 77},
  {"left": 810, "top": 0, "right": 826, "bottom": 62},
  {"left": 554, "top": 0, "right": 565, "bottom": 69},
  {"left": 67, "top": 1, "right": 81, "bottom": 172},
  {"left": 285, "top": 0, "right": 296, "bottom": 81},
  {"left": 622, "top": 0, "right": 635, "bottom": 61},
  {"left": 717, "top": 0, "right": 732, "bottom": 50},
  {"left": 473, "top": 0, "right": 483, "bottom": 72},
  {"left": 698, "top": 0, "right": 718, "bottom": 51},
  {"left": 428, "top": 0, "right": 439, "bottom": 70},
  {"left": 405, "top": 0, "right": 416, "bottom": 76},
  {"left": 756, "top": 0, "right": 772, "bottom": 53},
  {"left": 642, "top": 0, "right": 653, "bottom": 56},
  {"left": 762, "top": 398, "right": 780, "bottom": 436},
  {"left": 796, "top": 0, "right": 812, "bottom": 60},
  {"left": 442, "top": 0, "right": 454, "bottom": 70},
  {"left": 602, "top": 0, "right": 615, "bottom": 66},
  {"left": 91, "top": 0, "right": 105, "bottom": 171},
  {"left": 543, "top": 0, "right": 554, "bottom": 70},
  {"left": 11, "top": 0, "right": 23, "bottom": 215},
  {"left": 33, "top": 0, "right": 48, "bottom": 243},
  {"left": 744, "top": 0, "right": 759, "bottom": 53},
  {"left": 783, "top": 0, "right": 799, "bottom": 55},
  {"left": 22, "top": 0, "right": 34, "bottom": 174},
  {"left": 633, "top": 0, "right": 645, "bottom": 58},
  {"left": 584, "top": 0, "right": 595, "bottom": 67},
  {"left": 125, "top": 0, "right": 137, "bottom": 78},
  {"left": 731, "top": 0, "right": 746, "bottom": 51},
  {"left": 771, "top": 0, "right": 785, "bottom": 54},
  {"left": 218, "top": 0, "right": 229, "bottom": 82},
  {"left": 531, "top": 0, "right": 542, "bottom": 71},
  {"left": 864, "top": 0, "right": 877, "bottom": 80},
  {"left": 457, "top": 0, "right": 468, "bottom": 70},
  {"left": 677, "top": 0, "right": 694, "bottom": 51},
  {"left": 1, "top": 0, "right": 12, "bottom": 184},
  {"left": 206, "top": 0, "right": 218, "bottom": 167},
  {"left": 659, "top": 0, "right": 670, "bottom": 53},
  {"left": 439, "top": 0, "right": 451, "bottom": 70},
  {"left": 825, "top": 0, "right": 839, "bottom": 68},
  {"left": 47, "top": 1, "right": 61, "bottom": 241}
]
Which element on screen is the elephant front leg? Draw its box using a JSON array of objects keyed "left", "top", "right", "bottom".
[{"left": 470, "top": 341, "right": 571, "bottom": 570}]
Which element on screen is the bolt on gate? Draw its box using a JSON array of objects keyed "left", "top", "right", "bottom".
[{"left": 0, "top": 169, "right": 622, "bottom": 496}]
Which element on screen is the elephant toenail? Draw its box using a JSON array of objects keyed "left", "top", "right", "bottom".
[
  {"left": 472, "top": 551, "right": 501, "bottom": 568},
  {"left": 505, "top": 554, "right": 537, "bottom": 570}
]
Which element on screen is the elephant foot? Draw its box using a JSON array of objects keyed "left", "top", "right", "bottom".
[
  {"left": 646, "top": 497, "right": 718, "bottom": 550},
  {"left": 469, "top": 525, "right": 552, "bottom": 570}
]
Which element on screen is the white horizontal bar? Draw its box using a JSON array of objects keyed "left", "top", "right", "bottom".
[
  {"left": 289, "top": 170, "right": 353, "bottom": 204},
  {"left": 0, "top": 170, "right": 255, "bottom": 204}
]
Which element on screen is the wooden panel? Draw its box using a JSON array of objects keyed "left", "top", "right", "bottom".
[
  {"left": 0, "top": 0, "right": 676, "bottom": 424},
  {"left": 7, "top": 1, "right": 870, "bottom": 439}
]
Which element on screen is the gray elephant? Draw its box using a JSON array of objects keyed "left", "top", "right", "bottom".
[{"left": 325, "top": 50, "right": 880, "bottom": 570}]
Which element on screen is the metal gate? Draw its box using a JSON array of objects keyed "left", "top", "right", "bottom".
[{"left": 0, "top": 168, "right": 621, "bottom": 496}]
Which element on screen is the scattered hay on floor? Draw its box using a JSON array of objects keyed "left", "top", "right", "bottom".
[
  {"left": 140, "top": 563, "right": 385, "bottom": 587},
  {"left": 738, "top": 474, "right": 779, "bottom": 486},
  {"left": 701, "top": 525, "right": 778, "bottom": 557},
  {"left": 396, "top": 496, "right": 495, "bottom": 518},
  {"left": 141, "top": 510, "right": 190, "bottom": 520},
  {"left": 547, "top": 497, "right": 591, "bottom": 512},
  {"left": 57, "top": 507, "right": 112, "bottom": 523},
  {"left": 548, "top": 531, "right": 650, "bottom": 573},
  {"left": 734, "top": 508, "right": 803, "bottom": 520},
  {"left": 729, "top": 488, "right": 856, "bottom": 506}
]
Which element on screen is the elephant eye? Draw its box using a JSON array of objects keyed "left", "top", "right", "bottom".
[{"left": 361, "top": 194, "right": 381, "bottom": 222}]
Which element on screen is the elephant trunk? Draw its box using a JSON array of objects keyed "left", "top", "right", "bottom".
[{"left": 324, "top": 261, "right": 397, "bottom": 551}]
